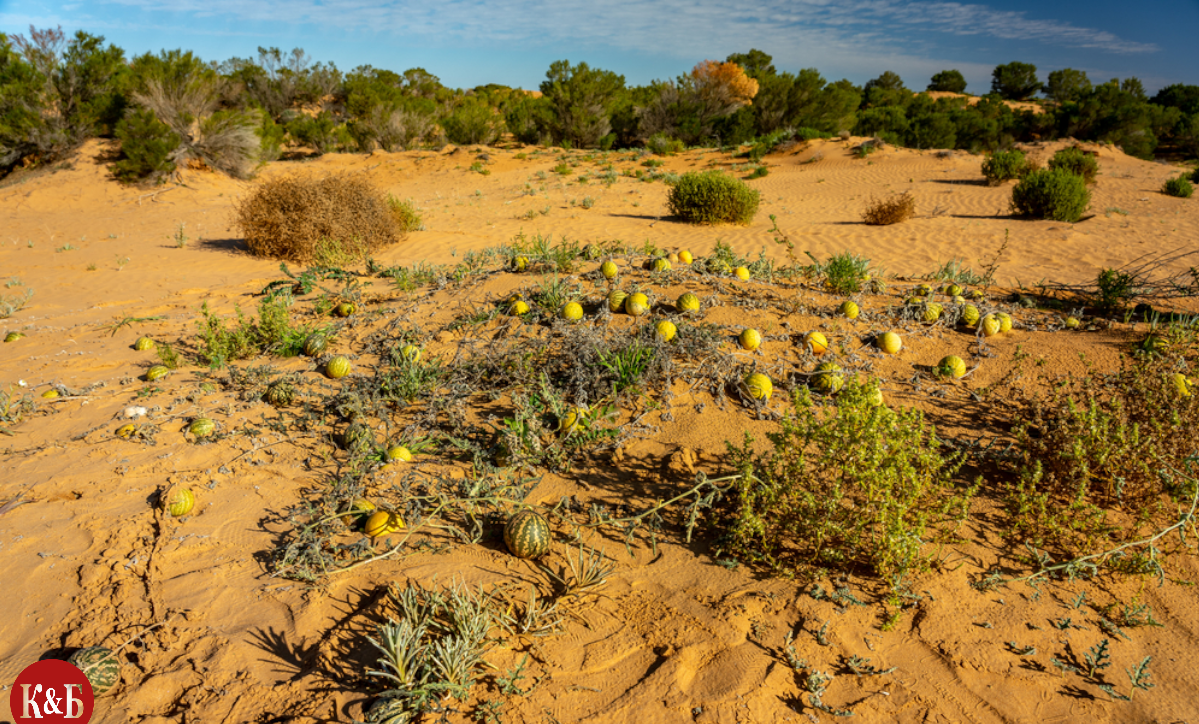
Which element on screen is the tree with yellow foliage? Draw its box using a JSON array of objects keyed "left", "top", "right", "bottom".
[{"left": 637, "top": 60, "right": 759, "bottom": 146}]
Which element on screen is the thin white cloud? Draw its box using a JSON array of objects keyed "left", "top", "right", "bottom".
[{"left": 69, "top": 0, "right": 1158, "bottom": 57}]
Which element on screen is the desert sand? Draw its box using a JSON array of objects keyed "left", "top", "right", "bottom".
[{"left": 2, "top": 137, "right": 1198, "bottom": 723}]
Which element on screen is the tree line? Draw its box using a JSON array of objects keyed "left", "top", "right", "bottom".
[{"left": 2, "top": 27, "right": 1196, "bottom": 183}]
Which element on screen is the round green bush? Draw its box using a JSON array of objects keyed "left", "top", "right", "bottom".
[
  {"left": 1163, "top": 174, "right": 1194, "bottom": 198},
  {"left": 1048, "top": 147, "right": 1098, "bottom": 184},
  {"left": 667, "top": 171, "right": 760, "bottom": 225},
  {"left": 1190, "top": 167, "right": 1199, "bottom": 184},
  {"left": 981, "top": 149, "right": 1026, "bottom": 185},
  {"left": 1011, "top": 168, "right": 1091, "bottom": 222}
]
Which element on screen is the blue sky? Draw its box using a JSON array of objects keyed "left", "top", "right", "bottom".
[{"left": 2, "top": 0, "right": 1195, "bottom": 94}]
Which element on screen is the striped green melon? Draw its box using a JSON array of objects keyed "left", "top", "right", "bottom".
[
  {"left": 326, "top": 356, "right": 351, "bottom": 379},
  {"left": 188, "top": 417, "right": 215, "bottom": 438},
  {"left": 303, "top": 334, "right": 328, "bottom": 357},
  {"left": 163, "top": 488, "right": 195, "bottom": 517},
  {"left": 68, "top": 646, "right": 120, "bottom": 696},
  {"left": 341, "top": 423, "right": 375, "bottom": 455},
  {"left": 134, "top": 336, "right": 155, "bottom": 351},
  {"left": 677, "top": 292, "right": 700, "bottom": 313},
  {"left": 145, "top": 365, "right": 170, "bottom": 382},
  {"left": 651, "top": 257, "right": 672, "bottom": 273},
  {"left": 607, "top": 290, "right": 628, "bottom": 313},
  {"left": 335, "top": 302, "right": 356, "bottom": 317},
  {"left": 264, "top": 380, "right": 295, "bottom": 407},
  {"left": 504, "top": 509, "right": 551, "bottom": 559},
  {"left": 3, "top": 332, "right": 24, "bottom": 343}
]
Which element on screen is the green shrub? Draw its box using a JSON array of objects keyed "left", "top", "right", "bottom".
[
  {"left": 1011, "top": 168, "right": 1090, "bottom": 222},
  {"left": 646, "top": 132, "right": 684, "bottom": 155},
  {"left": 1048, "top": 147, "right": 1098, "bottom": 184},
  {"left": 111, "top": 108, "right": 180, "bottom": 183},
  {"left": 667, "top": 171, "right": 760, "bottom": 225},
  {"left": 287, "top": 112, "right": 352, "bottom": 154},
  {"left": 722, "top": 381, "right": 972, "bottom": 577},
  {"left": 1009, "top": 355, "right": 1199, "bottom": 556},
  {"left": 981, "top": 149, "right": 1026, "bottom": 185},
  {"left": 235, "top": 174, "right": 408, "bottom": 261},
  {"left": 387, "top": 196, "right": 423, "bottom": 232},
  {"left": 442, "top": 97, "right": 504, "bottom": 145},
  {"left": 1162, "top": 174, "right": 1194, "bottom": 198},
  {"left": 1191, "top": 167, "right": 1199, "bottom": 184}
]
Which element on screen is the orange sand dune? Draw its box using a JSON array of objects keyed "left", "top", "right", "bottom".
[{"left": 1, "top": 139, "right": 1198, "bottom": 723}]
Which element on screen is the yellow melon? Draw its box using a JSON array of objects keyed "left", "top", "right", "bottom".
[
  {"left": 655, "top": 320, "right": 677, "bottom": 342},
  {"left": 745, "top": 373, "right": 772, "bottom": 400},
  {"left": 739, "top": 328, "right": 762, "bottom": 351},
  {"left": 805, "top": 331, "right": 829, "bottom": 355},
  {"left": 878, "top": 332, "right": 902, "bottom": 354},
  {"left": 838, "top": 301, "right": 859, "bottom": 319}
]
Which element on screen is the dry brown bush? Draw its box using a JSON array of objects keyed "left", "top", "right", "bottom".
[
  {"left": 862, "top": 192, "right": 916, "bottom": 225},
  {"left": 234, "top": 174, "right": 409, "bottom": 261}
]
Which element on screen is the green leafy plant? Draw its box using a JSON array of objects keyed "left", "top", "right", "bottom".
[
  {"left": 1048, "top": 147, "right": 1099, "bottom": 184},
  {"left": 667, "top": 171, "right": 760, "bottom": 225},
  {"left": 721, "top": 379, "right": 973, "bottom": 578},
  {"left": 1162, "top": 174, "right": 1193, "bottom": 198},
  {"left": 981, "top": 150, "right": 1026, "bottom": 185},
  {"left": 1011, "top": 168, "right": 1091, "bottom": 222}
]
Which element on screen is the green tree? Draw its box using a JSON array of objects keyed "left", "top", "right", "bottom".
[
  {"left": 863, "top": 71, "right": 909, "bottom": 108},
  {"left": 991, "top": 61, "right": 1041, "bottom": 100},
  {"left": 3, "top": 26, "right": 126, "bottom": 167},
  {"left": 928, "top": 69, "right": 967, "bottom": 94},
  {"left": 1121, "top": 77, "right": 1146, "bottom": 100},
  {"left": 725, "top": 49, "right": 776, "bottom": 80},
  {"left": 538, "top": 60, "right": 626, "bottom": 148},
  {"left": 1045, "top": 68, "right": 1091, "bottom": 104}
]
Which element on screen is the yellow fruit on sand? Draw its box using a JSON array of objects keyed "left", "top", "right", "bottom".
[
  {"left": 326, "top": 356, "right": 352, "bottom": 379},
  {"left": 561, "top": 302, "right": 584, "bottom": 321},
  {"left": 996, "top": 312, "right": 1013, "bottom": 333},
  {"left": 1064, "top": 316, "right": 1080, "bottom": 329},
  {"left": 341, "top": 499, "right": 376, "bottom": 526},
  {"left": 652, "top": 258, "right": 672, "bottom": 273},
  {"left": 667, "top": 252, "right": 680, "bottom": 264},
  {"left": 678, "top": 250, "right": 693, "bottom": 264},
  {"left": 922, "top": 303, "right": 943, "bottom": 323},
  {"left": 41, "top": 389, "right": 59, "bottom": 399},
  {"left": 739, "top": 328, "right": 762, "bottom": 351},
  {"left": 400, "top": 344, "right": 422, "bottom": 362},
  {"left": 878, "top": 332, "right": 902, "bottom": 354},
  {"left": 745, "top": 373, "right": 772, "bottom": 401},
  {"left": 134, "top": 337, "right": 155, "bottom": 351},
  {"left": 624, "top": 293, "right": 649, "bottom": 316},
  {"left": 655, "top": 320, "right": 677, "bottom": 342},
  {"left": 365, "top": 510, "right": 404, "bottom": 538},
  {"left": 961, "top": 305, "right": 980, "bottom": 327},
  {"left": 937, "top": 355, "right": 967, "bottom": 379},
  {"left": 980, "top": 314, "right": 1001, "bottom": 337},
  {"left": 163, "top": 487, "right": 195, "bottom": 518},
  {"left": 510, "top": 300, "right": 530, "bottom": 315},
  {"left": 1172, "top": 373, "right": 1192, "bottom": 398},
  {"left": 513, "top": 256, "right": 529, "bottom": 272},
  {"left": 601, "top": 260, "right": 618, "bottom": 279},
  {"left": 608, "top": 290, "right": 629, "bottom": 313},
  {"left": 677, "top": 292, "right": 700, "bottom": 313},
  {"left": 558, "top": 406, "right": 588, "bottom": 434},
  {"left": 812, "top": 362, "right": 844, "bottom": 394},
  {"left": 145, "top": 365, "right": 170, "bottom": 382},
  {"left": 916, "top": 283, "right": 932, "bottom": 297},
  {"left": 387, "top": 446, "right": 413, "bottom": 462},
  {"left": 734, "top": 266, "right": 751, "bottom": 281},
  {"left": 805, "top": 331, "right": 829, "bottom": 355},
  {"left": 953, "top": 295, "right": 966, "bottom": 305},
  {"left": 838, "top": 301, "right": 859, "bottom": 319},
  {"left": 335, "top": 302, "right": 356, "bottom": 317},
  {"left": 944, "top": 284, "right": 962, "bottom": 297}
]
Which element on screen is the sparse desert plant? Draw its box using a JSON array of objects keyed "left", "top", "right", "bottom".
[
  {"left": 1009, "top": 354, "right": 1199, "bottom": 556},
  {"left": 645, "top": 132, "right": 684, "bottom": 155},
  {"left": 667, "top": 171, "right": 760, "bottom": 225},
  {"left": 0, "top": 287, "right": 34, "bottom": 318},
  {"left": 722, "top": 380, "right": 973, "bottom": 577},
  {"left": 1048, "top": 147, "right": 1099, "bottom": 184},
  {"left": 812, "top": 251, "right": 872, "bottom": 294},
  {"left": 981, "top": 149, "right": 1026, "bottom": 185},
  {"left": 862, "top": 192, "right": 915, "bottom": 225},
  {"left": 387, "top": 195, "right": 423, "bottom": 233},
  {"left": 1162, "top": 174, "right": 1193, "bottom": 198},
  {"left": 235, "top": 174, "right": 409, "bottom": 261},
  {"left": 1011, "top": 168, "right": 1090, "bottom": 222}
]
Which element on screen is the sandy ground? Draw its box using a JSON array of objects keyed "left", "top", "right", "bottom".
[{"left": 1, "top": 138, "right": 1198, "bottom": 724}]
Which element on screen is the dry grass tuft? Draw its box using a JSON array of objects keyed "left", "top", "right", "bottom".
[
  {"left": 862, "top": 192, "right": 916, "bottom": 226},
  {"left": 234, "top": 174, "right": 411, "bottom": 262}
]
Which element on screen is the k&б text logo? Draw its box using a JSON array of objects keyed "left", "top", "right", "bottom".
[{"left": 8, "top": 659, "right": 95, "bottom": 722}]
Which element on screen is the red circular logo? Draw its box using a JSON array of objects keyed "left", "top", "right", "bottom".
[{"left": 9, "top": 659, "right": 95, "bottom": 722}]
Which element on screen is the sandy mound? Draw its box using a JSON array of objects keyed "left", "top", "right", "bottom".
[{"left": 1, "top": 139, "right": 1198, "bottom": 723}]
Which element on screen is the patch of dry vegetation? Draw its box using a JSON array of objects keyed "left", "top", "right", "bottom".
[
  {"left": 234, "top": 174, "right": 417, "bottom": 262},
  {"left": 862, "top": 192, "right": 916, "bottom": 225}
]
